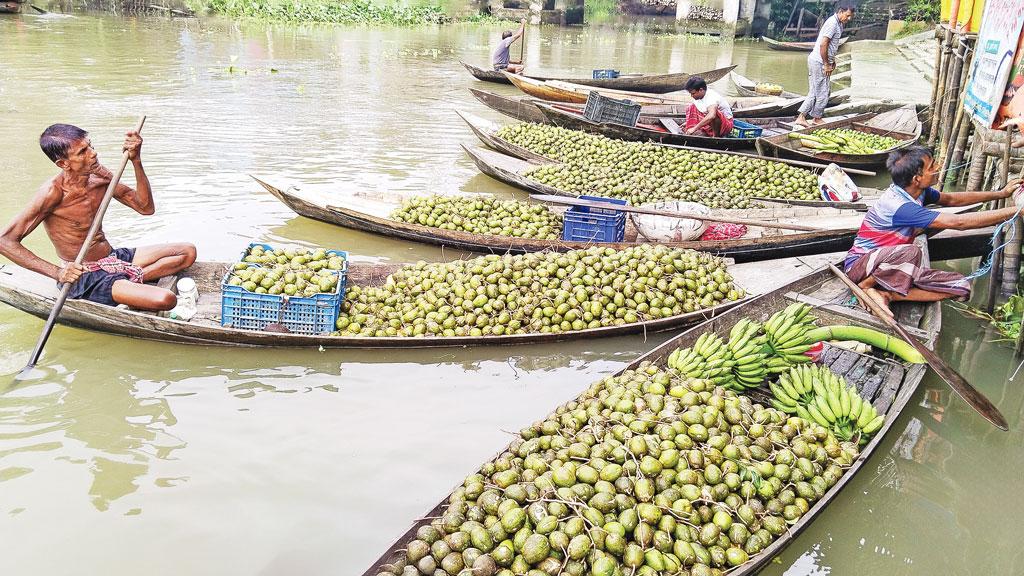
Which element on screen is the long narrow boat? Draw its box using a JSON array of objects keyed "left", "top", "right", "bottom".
[
  {"left": 470, "top": 88, "right": 692, "bottom": 124},
  {"left": 359, "top": 247, "right": 940, "bottom": 576},
  {"left": 730, "top": 71, "right": 803, "bottom": 98},
  {"left": 460, "top": 61, "right": 736, "bottom": 94},
  {"left": 763, "top": 36, "right": 849, "bottom": 52},
  {"left": 535, "top": 101, "right": 793, "bottom": 150},
  {"left": 756, "top": 106, "right": 922, "bottom": 168},
  {"left": 2, "top": 250, "right": 853, "bottom": 351},
  {"left": 731, "top": 71, "right": 849, "bottom": 100},
  {"left": 254, "top": 177, "right": 870, "bottom": 262},
  {"left": 506, "top": 73, "right": 851, "bottom": 118},
  {"left": 505, "top": 72, "right": 779, "bottom": 107}
]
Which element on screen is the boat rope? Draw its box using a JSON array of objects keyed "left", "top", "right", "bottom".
[{"left": 964, "top": 204, "right": 1024, "bottom": 280}]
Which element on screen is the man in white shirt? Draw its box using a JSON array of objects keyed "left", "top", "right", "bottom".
[
  {"left": 683, "top": 76, "right": 734, "bottom": 137},
  {"left": 796, "top": 3, "right": 856, "bottom": 127}
]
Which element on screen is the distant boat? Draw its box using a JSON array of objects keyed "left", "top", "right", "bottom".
[
  {"left": 460, "top": 61, "right": 735, "bottom": 94},
  {"left": 763, "top": 36, "right": 850, "bottom": 52}
]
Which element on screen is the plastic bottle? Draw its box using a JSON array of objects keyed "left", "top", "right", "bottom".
[{"left": 169, "top": 277, "right": 198, "bottom": 321}]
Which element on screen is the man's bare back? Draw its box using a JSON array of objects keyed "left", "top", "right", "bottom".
[{"left": 0, "top": 124, "right": 196, "bottom": 310}]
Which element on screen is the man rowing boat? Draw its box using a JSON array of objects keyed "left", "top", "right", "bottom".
[
  {"left": 0, "top": 124, "right": 196, "bottom": 310},
  {"left": 845, "top": 145, "right": 1023, "bottom": 316},
  {"left": 492, "top": 19, "right": 527, "bottom": 74}
]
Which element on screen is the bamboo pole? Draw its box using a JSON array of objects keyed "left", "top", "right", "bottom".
[
  {"left": 985, "top": 130, "right": 1014, "bottom": 312},
  {"left": 965, "top": 138, "right": 988, "bottom": 191},
  {"left": 929, "top": 29, "right": 954, "bottom": 148},
  {"left": 1001, "top": 128, "right": 1022, "bottom": 296},
  {"left": 940, "top": 39, "right": 967, "bottom": 154},
  {"left": 946, "top": 108, "right": 973, "bottom": 186},
  {"left": 925, "top": 28, "right": 944, "bottom": 140}
]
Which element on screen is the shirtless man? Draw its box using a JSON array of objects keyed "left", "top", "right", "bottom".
[{"left": 0, "top": 124, "right": 196, "bottom": 311}]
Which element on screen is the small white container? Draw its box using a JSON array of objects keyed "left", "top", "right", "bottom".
[{"left": 169, "top": 277, "right": 199, "bottom": 321}]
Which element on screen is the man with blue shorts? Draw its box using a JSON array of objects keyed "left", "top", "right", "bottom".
[{"left": 0, "top": 124, "right": 196, "bottom": 310}]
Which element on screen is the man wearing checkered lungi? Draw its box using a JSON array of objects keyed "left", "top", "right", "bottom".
[{"left": 845, "top": 146, "right": 1024, "bottom": 316}]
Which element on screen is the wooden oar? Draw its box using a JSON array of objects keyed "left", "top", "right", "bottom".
[
  {"left": 18, "top": 116, "right": 146, "bottom": 378},
  {"left": 530, "top": 194, "right": 835, "bottom": 232},
  {"left": 827, "top": 264, "right": 1009, "bottom": 431}
]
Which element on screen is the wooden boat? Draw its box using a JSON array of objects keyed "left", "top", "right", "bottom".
[
  {"left": 470, "top": 88, "right": 694, "bottom": 124},
  {"left": 730, "top": 71, "right": 803, "bottom": 99},
  {"left": 469, "top": 88, "right": 551, "bottom": 124},
  {"left": 730, "top": 71, "right": 851, "bottom": 110},
  {"left": 505, "top": 72, "right": 779, "bottom": 107},
  {"left": 255, "top": 177, "right": 872, "bottom": 263},
  {"left": 0, "top": 0, "right": 23, "bottom": 13},
  {"left": 535, "top": 101, "right": 793, "bottom": 150},
  {"left": 756, "top": 106, "right": 922, "bottom": 168},
  {"left": 506, "top": 73, "right": 851, "bottom": 118},
  {"left": 460, "top": 61, "right": 736, "bottom": 94},
  {"left": 359, "top": 245, "right": 940, "bottom": 576},
  {"left": 764, "top": 36, "right": 849, "bottom": 52}
]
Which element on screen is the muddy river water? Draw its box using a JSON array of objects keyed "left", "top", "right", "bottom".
[{"left": 0, "top": 13, "right": 1021, "bottom": 576}]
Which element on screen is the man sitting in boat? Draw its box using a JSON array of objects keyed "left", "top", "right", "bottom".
[
  {"left": 845, "top": 145, "right": 1023, "bottom": 316},
  {"left": 0, "top": 124, "right": 196, "bottom": 310},
  {"left": 492, "top": 19, "right": 526, "bottom": 74},
  {"left": 682, "top": 76, "right": 734, "bottom": 137}
]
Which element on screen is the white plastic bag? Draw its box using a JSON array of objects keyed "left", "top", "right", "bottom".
[
  {"left": 818, "top": 163, "right": 861, "bottom": 203},
  {"left": 632, "top": 201, "right": 710, "bottom": 242}
]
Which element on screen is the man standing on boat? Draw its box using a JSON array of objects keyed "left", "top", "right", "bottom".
[
  {"left": 682, "top": 76, "right": 734, "bottom": 137},
  {"left": 0, "top": 124, "right": 196, "bottom": 311},
  {"left": 492, "top": 18, "right": 527, "bottom": 74},
  {"left": 845, "top": 145, "right": 1024, "bottom": 316},
  {"left": 795, "top": 3, "right": 856, "bottom": 128}
]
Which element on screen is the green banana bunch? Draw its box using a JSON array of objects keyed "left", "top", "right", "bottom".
[
  {"left": 667, "top": 330, "right": 732, "bottom": 385},
  {"left": 769, "top": 363, "right": 885, "bottom": 444},
  {"left": 724, "top": 318, "right": 768, "bottom": 391},
  {"left": 768, "top": 364, "right": 818, "bottom": 413},
  {"left": 763, "top": 302, "right": 817, "bottom": 373}
]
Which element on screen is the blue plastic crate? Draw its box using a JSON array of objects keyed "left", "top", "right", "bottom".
[
  {"left": 729, "top": 119, "right": 764, "bottom": 139},
  {"left": 592, "top": 69, "right": 620, "bottom": 79},
  {"left": 220, "top": 243, "right": 348, "bottom": 334},
  {"left": 562, "top": 195, "right": 627, "bottom": 243}
]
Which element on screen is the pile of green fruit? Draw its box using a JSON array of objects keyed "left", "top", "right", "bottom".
[
  {"left": 753, "top": 82, "right": 783, "bottom": 96},
  {"left": 225, "top": 244, "right": 345, "bottom": 297},
  {"left": 770, "top": 364, "right": 885, "bottom": 443},
  {"left": 391, "top": 196, "right": 563, "bottom": 240},
  {"left": 792, "top": 128, "right": 903, "bottom": 155},
  {"left": 334, "top": 245, "right": 743, "bottom": 337},
  {"left": 494, "top": 123, "right": 820, "bottom": 209},
  {"left": 374, "top": 359, "right": 860, "bottom": 576}
]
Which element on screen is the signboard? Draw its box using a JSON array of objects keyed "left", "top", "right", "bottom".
[
  {"left": 994, "top": 30, "right": 1024, "bottom": 127},
  {"left": 963, "top": 0, "right": 1024, "bottom": 127}
]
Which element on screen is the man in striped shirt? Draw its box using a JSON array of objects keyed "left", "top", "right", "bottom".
[
  {"left": 796, "top": 3, "right": 855, "bottom": 128},
  {"left": 845, "top": 146, "right": 1023, "bottom": 316}
]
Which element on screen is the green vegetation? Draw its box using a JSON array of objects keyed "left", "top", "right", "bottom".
[
  {"left": 189, "top": 0, "right": 451, "bottom": 25},
  {"left": 959, "top": 295, "right": 1024, "bottom": 342},
  {"left": 893, "top": 21, "right": 931, "bottom": 39},
  {"left": 906, "top": 0, "right": 940, "bottom": 23}
]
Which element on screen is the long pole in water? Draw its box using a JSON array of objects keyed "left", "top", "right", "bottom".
[
  {"left": 827, "top": 264, "right": 1008, "bottom": 430},
  {"left": 19, "top": 116, "right": 147, "bottom": 377},
  {"left": 530, "top": 194, "right": 835, "bottom": 232}
]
